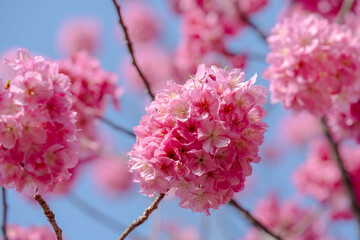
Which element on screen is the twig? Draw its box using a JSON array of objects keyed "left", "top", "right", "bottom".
[
  {"left": 118, "top": 193, "right": 165, "bottom": 240},
  {"left": 335, "top": 0, "right": 355, "bottom": 24},
  {"left": 228, "top": 199, "right": 282, "bottom": 240},
  {"left": 111, "top": 0, "right": 155, "bottom": 101},
  {"left": 34, "top": 194, "right": 62, "bottom": 240},
  {"left": 97, "top": 116, "right": 136, "bottom": 138},
  {"left": 238, "top": 13, "right": 268, "bottom": 42},
  {"left": 67, "top": 192, "right": 145, "bottom": 239},
  {"left": 1, "top": 188, "right": 8, "bottom": 240},
  {"left": 321, "top": 118, "right": 360, "bottom": 226}
]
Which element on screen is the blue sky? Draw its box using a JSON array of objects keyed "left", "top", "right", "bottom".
[{"left": 0, "top": 0, "right": 357, "bottom": 239}]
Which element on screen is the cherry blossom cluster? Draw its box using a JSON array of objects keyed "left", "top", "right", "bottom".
[
  {"left": 171, "top": 0, "right": 265, "bottom": 76},
  {"left": 0, "top": 225, "right": 57, "bottom": 240},
  {"left": 129, "top": 64, "right": 268, "bottom": 215},
  {"left": 242, "top": 192, "right": 334, "bottom": 240},
  {"left": 288, "top": 0, "right": 358, "bottom": 20},
  {"left": 58, "top": 51, "right": 121, "bottom": 162},
  {"left": 0, "top": 49, "right": 79, "bottom": 196},
  {"left": 264, "top": 13, "right": 360, "bottom": 118},
  {"left": 294, "top": 138, "right": 360, "bottom": 219}
]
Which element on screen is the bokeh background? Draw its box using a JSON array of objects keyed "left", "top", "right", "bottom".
[{"left": 0, "top": 0, "right": 356, "bottom": 239}]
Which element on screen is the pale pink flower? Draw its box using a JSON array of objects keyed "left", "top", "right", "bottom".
[
  {"left": 280, "top": 112, "right": 322, "bottom": 145},
  {"left": 0, "top": 49, "right": 79, "bottom": 196},
  {"left": 57, "top": 17, "right": 101, "bottom": 55},
  {"left": 264, "top": 13, "right": 360, "bottom": 116},
  {"left": 122, "top": 3, "right": 160, "bottom": 44},
  {"left": 294, "top": 138, "right": 360, "bottom": 219},
  {"left": 92, "top": 156, "right": 133, "bottom": 195},
  {"left": 129, "top": 64, "right": 268, "bottom": 215},
  {"left": 1, "top": 224, "right": 57, "bottom": 240},
  {"left": 242, "top": 192, "right": 335, "bottom": 240},
  {"left": 327, "top": 101, "right": 360, "bottom": 143},
  {"left": 162, "top": 221, "right": 201, "bottom": 240}
]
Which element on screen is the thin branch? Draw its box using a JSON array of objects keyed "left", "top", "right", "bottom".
[
  {"left": 335, "top": 0, "right": 355, "bottom": 24},
  {"left": 1, "top": 188, "right": 8, "bottom": 240},
  {"left": 67, "top": 192, "right": 145, "bottom": 239},
  {"left": 228, "top": 199, "right": 283, "bottom": 240},
  {"left": 111, "top": 0, "right": 155, "bottom": 101},
  {"left": 97, "top": 116, "right": 136, "bottom": 138},
  {"left": 34, "top": 194, "right": 62, "bottom": 240},
  {"left": 321, "top": 118, "right": 360, "bottom": 225},
  {"left": 118, "top": 193, "right": 165, "bottom": 240},
  {"left": 239, "top": 13, "right": 268, "bottom": 42}
]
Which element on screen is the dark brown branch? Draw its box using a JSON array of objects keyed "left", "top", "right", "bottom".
[
  {"left": 335, "top": 0, "right": 355, "bottom": 24},
  {"left": 118, "top": 193, "right": 165, "bottom": 240},
  {"left": 228, "top": 199, "right": 283, "bottom": 240},
  {"left": 239, "top": 13, "right": 268, "bottom": 42},
  {"left": 111, "top": 0, "right": 155, "bottom": 101},
  {"left": 34, "top": 194, "right": 63, "bottom": 240},
  {"left": 97, "top": 116, "right": 136, "bottom": 138},
  {"left": 1, "top": 188, "right": 8, "bottom": 240},
  {"left": 321, "top": 118, "right": 360, "bottom": 225}
]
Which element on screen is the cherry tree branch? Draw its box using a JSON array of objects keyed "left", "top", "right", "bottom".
[
  {"left": 228, "top": 199, "right": 283, "bottom": 240},
  {"left": 118, "top": 193, "right": 165, "bottom": 240},
  {"left": 335, "top": 0, "right": 355, "bottom": 24},
  {"left": 34, "top": 194, "right": 63, "bottom": 240},
  {"left": 111, "top": 0, "right": 155, "bottom": 101},
  {"left": 238, "top": 13, "right": 268, "bottom": 42},
  {"left": 97, "top": 116, "right": 136, "bottom": 138},
  {"left": 1, "top": 188, "right": 8, "bottom": 240},
  {"left": 321, "top": 118, "right": 360, "bottom": 225}
]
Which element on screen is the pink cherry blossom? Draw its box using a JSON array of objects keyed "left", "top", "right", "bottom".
[
  {"left": 294, "top": 138, "right": 360, "bottom": 219},
  {"left": 242, "top": 192, "right": 335, "bottom": 240},
  {"left": 57, "top": 17, "right": 101, "bottom": 55},
  {"left": 58, "top": 51, "right": 121, "bottom": 162},
  {"left": 0, "top": 49, "right": 79, "bottom": 196},
  {"left": 121, "top": 3, "right": 160, "bottom": 44},
  {"left": 279, "top": 112, "right": 322, "bottom": 145},
  {"left": 264, "top": 13, "right": 360, "bottom": 116},
  {"left": 288, "top": 0, "right": 357, "bottom": 20},
  {"left": 327, "top": 101, "right": 360, "bottom": 143},
  {"left": 162, "top": 221, "right": 202, "bottom": 240},
  {"left": 1, "top": 224, "right": 58, "bottom": 240},
  {"left": 92, "top": 156, "right": 133, "bottom": 195},
  {"left": 129, "top": 64, "right": 268, "bottom": 215}
]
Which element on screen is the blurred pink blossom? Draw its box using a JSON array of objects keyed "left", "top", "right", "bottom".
[{"left": 57, "top": 17, "right": 101, "bottom": 55}]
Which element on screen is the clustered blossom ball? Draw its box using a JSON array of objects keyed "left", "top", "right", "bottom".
[
  {"left": 58, "top": 51, "right": 121, "bottom": 161},
  {"left": 0, "top": 225, "right": 57, "bottom": 240},
  {"left": 129, "top": 64, "right": 268, "bottom": 215},
  {"left": 0, "top": 49, "right": 79, "bottom": 196},
  {"left": 264, "top": 13, "right": 360, "bottom": 117},
  {"left": 294, "top": 138, "right": 360, "bottom": 219},
  {"left": 242, "top": 192, "right": 334, "bottom": 240}
]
